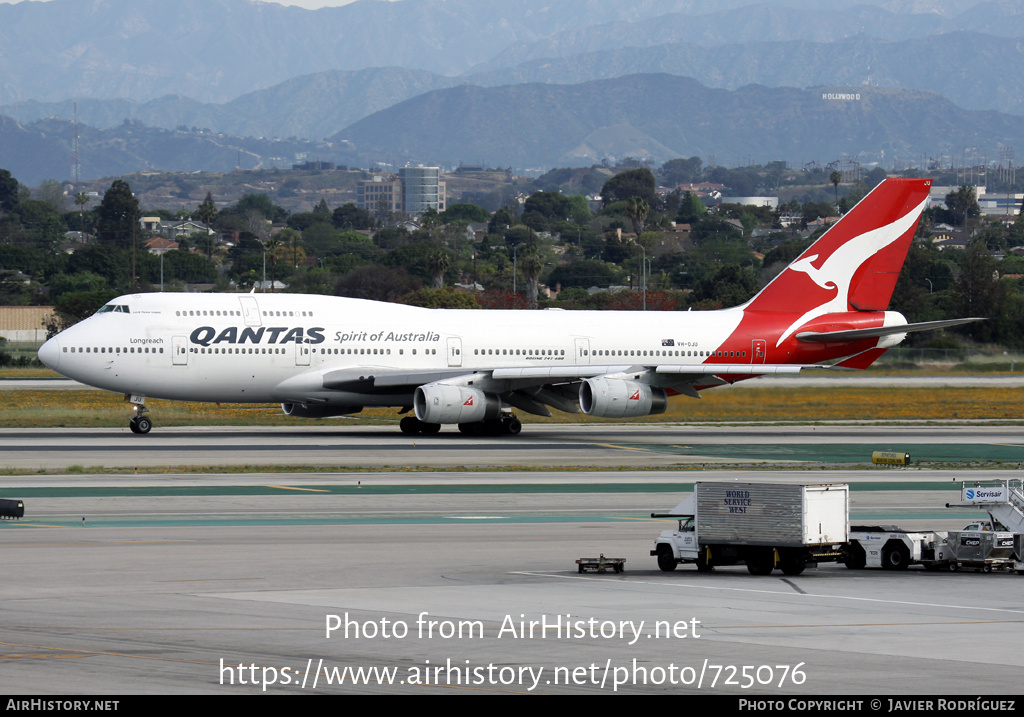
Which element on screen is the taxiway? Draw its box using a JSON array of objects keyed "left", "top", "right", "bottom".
[{"left": 2, "top": 431, "right": 1022, "bottom": 695}]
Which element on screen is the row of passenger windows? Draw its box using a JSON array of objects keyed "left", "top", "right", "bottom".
[
  {"left": 475, "top": 348, "right": 565, "bottom": 356},
  {"left": 314, "top": 348, "right": 438, "bottom": 356},
  {"left": 174, "top": 310, "right": 315, "bottom": 317},
  {"left": 64, "top": 342, "right": 742, "bottom": 360},
  {"left": 63, "top": 346, "right": 162, "bottom": 354},
  {"left": 196, "top": 347, "right": 286, "bottom": 354},
  {"left": 587, "top": 349, "right": 747, "bottom": 358},
  {"left": 192, "top": 347, "right": 439, "bottom": 356},
  {"left": 470, "top": 348, "right": 748, "bottom": 359}
]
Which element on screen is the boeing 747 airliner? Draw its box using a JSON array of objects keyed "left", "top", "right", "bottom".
[{"left": 37, "top": 178, "right": 977, "bottom": 435}]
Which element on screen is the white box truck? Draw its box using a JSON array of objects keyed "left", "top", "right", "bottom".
[{"left": 651, "top": 482, "right": 848, "bottom": 576}]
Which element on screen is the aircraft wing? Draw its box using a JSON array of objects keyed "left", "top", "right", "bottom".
[
  {"left": 302, "top": 362, "right": 816, "bottom": 392},
  {"left": 491, "top": 364, "right": 808, "bottom": 379},
  {"left": 273, "top": 361, "right": 829, "bottom": 416}
]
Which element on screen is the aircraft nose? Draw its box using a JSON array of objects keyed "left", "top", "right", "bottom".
[{"left": 38, "top": 337, "right": 60, "bottom": 371}]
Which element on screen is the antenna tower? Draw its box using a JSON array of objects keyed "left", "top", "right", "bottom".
[{"left": 71, "top": 101, "right": 81, "bottom": 187}]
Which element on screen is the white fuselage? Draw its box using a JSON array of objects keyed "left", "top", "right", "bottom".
[
  {"left": 40, "top": 292, "right": 745, "bottom": 406},
  {"left": 35, "top": 180, "right": 940, "bottom": 429}
]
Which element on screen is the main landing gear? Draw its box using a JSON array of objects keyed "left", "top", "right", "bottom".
[
  {"left": 458, "top": 414, "right": 522, "bottom": 436},
  {"left": 399, "top": 413, "right": 522, "bottom": 436},
  {"left": 127, "top": 395, "right": 152, "bottom": 434},
  {"left": 399, "top": 416, "right": 440, "bottom": 435}
]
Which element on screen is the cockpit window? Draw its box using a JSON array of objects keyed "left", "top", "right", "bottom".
[{"left": 96, "top": 304, "right": 130, "bottom": 314}]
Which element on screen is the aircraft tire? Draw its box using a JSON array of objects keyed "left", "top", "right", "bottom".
[
  {"left": 458, "top": 422, "right": 484, "bottom": 436},
  {"left": 130, "top": 416, "right": 152, "bottom": 434},
  {"left": 400, "top": 417, "right": 421, "bottom": 435},
  {"left": 503, "top": 417, "right": 522, "bottom": 435},
  {"left": 419, "top": 422, "right": 441, "bottom": 435}
]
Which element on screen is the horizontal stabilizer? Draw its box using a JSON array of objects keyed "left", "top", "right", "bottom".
[{"left": 796, "top": 318, "right": 983, "bottom": 343}]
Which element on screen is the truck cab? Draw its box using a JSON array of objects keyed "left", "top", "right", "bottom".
[{"left": 654, "top": 517, "right": 698, "bottom": 571}]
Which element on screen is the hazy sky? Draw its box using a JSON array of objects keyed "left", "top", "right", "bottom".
[{"left": 0, "top": 0, "right": 372, "bottom": 6}]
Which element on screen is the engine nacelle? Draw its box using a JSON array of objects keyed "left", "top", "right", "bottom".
[
  {"left": 414, "top": 383, "right": 500, "bottom": 424},
  {"left": 281, "top": 402, "right": 362, "bottom": 418},
  {"left": 579, "top": 378, "right": 668, "bottom": 418}
]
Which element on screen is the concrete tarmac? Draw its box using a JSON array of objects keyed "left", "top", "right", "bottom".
[
  {"left": 2, "top": 423, "right": 1024, "bottom": 471},
  {"left": 2, "top": 452, "right": 1023, "bottom": 695}
]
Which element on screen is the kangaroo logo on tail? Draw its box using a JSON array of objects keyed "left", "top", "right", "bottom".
[
  {"left": 739, "top": 179, "right": 932, "bottom": 348},
  {"left": 774, "top": 195, "right": 928, "bottom": 346}
]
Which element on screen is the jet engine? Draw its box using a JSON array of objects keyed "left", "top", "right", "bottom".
[
  {"left": 281, "top": 403, "right": 362, "bottom": 418},
  {"left": 414, "top": 383, "right": 501, "bottom": 424},
  {"left": 579, "top": 378, "right": 668, "bottom": 418}
]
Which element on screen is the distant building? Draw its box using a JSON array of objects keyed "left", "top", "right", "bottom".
[
  {"left": 139, "top": 218, "right": 213, "bottom": 239},
  {"left": 356, "top": 167, "right": 446, "bottom": 216},
  {"left": 144, "top": 237, "right": 180, "bottom": 255},
  {"left": 806, "top": 216, "right": 839, "bottom": 232},
  {"left": 977, "top": 191, "right": 1023, "bottom": 218},
  {"left": 253, "top": 280, "right": 288, "bottom": 291},
  {"left": 929, "top": 185, "right": 983, "bottom": 209},
  {"left": 674, "top": 183, "right": 725, "bottom": 202},
  {"left": 357, "top": 175, "right": 402, "bottom": 214},
  {"left": 721, "top": 196, "right": 779, "bottom": 209},
  {"left": 400, "top": 166, "right": 444, "bottom": 215},
  {"left": 0, "top": 306, "right": 53, "bottom": 343},
  {"left": 292, "top": 161, "right": 335, "bottom": 171}
]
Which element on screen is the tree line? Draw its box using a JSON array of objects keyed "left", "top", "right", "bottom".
[{"left": 1, "top": 161, "right": 1023, "bottom": 349}]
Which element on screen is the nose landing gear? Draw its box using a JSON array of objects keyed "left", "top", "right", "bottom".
[
  {"left": 129, "top": 414, "right": 152, "bottom": 434},
  {"left": 126, "top": 395, "right": 152, "bottom": 434}
]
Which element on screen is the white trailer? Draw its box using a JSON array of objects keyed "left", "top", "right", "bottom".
[{"left": 651, "top": 482, "right": 849, "bottom": 576}]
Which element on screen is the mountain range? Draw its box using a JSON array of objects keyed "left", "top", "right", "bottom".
[
  {"left": 1, "top": 0, "right": 1022, "bottom": 184},
  {"left": 334, "top": 75, "right": 1024, "bottom": 170}
]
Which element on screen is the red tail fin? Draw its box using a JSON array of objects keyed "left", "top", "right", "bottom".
[{"left": 745, "top": 178, "right": 932, "bottom": 316}]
